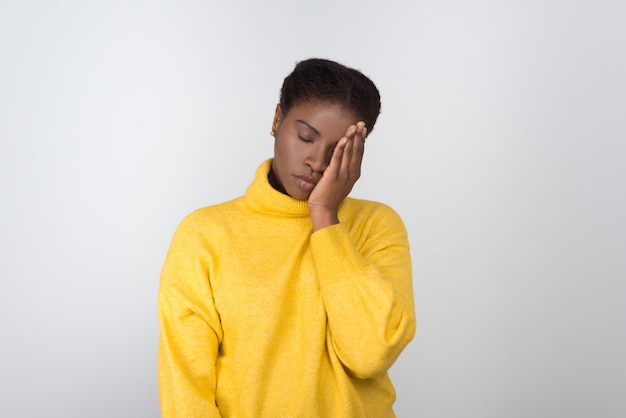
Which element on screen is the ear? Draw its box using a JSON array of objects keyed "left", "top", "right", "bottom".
[{"left": 272, "top": 104, "right": 282, "bottom": 133}]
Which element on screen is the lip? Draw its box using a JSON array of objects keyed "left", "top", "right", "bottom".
[{"left": 294, "top": 175, "right": 317, "bottom": 192}]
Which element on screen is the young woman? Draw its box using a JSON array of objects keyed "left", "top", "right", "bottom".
[{"left": 158, "top": 58, "right": 415, "bottom": 417}]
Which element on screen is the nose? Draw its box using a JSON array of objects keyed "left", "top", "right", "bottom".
[{"left": 305, "top": 145, "right": 331, "bottom": 174}]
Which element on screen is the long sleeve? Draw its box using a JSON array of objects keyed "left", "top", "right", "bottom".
[
  {"left": 310, "top": 204, "right": 415, "bottom": 379},
  {"left": 156, "top": 162, "right": 413, "bottom": 416},
  {"left": 157, "top": 216, "right": 223, "bottom": 417}
]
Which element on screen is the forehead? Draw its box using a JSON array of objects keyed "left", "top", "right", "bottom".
[{"left": 284, "top": 101, "right": 358, "bottom": 133}]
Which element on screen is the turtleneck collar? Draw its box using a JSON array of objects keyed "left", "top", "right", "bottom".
[{"left": 244, "top": 159, "right": 311, "bottom": 217}]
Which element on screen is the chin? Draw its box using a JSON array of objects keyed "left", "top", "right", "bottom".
[
  {"left": 294, "top": 194, "right": 310, "bottom": 202},
  {"left": 288, "top": 190, "right": 310, "bottom": 201}
]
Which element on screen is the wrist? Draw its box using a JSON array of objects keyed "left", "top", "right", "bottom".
[{"left": 309, "top": 205, "right": 339, "bottom": 232}]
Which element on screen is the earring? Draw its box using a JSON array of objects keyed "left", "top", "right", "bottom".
[{"left": 270, "top": 129, "right": 276, "bottom": 137}]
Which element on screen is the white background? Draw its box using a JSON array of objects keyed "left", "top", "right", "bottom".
[{"left": 1, "top": 1, "right": 625, "bottom": 417}]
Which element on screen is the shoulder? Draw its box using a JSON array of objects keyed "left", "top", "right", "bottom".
[
  {"left": 339, "top": 198, "right": 410, "bottom": 252},
  {"left": 340, "top": 197, "right": 408, "bottom": 239},
  {"left": 341, "top": 197, "right": 404, "bottom": 223},
  {"left": 174, "top": 196, "right": 245, "bottom": 234}
]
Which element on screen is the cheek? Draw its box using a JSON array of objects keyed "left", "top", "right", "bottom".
[
  {"left": 277, "top": 137, "right": 303, "bottom": 161},
  {"left": 274, "top": 140, "right": 297, "bottom": 176}
]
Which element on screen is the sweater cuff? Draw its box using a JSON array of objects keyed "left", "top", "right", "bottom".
[{"left": 310, "top": 223, "right": 367, "bottom": 288}]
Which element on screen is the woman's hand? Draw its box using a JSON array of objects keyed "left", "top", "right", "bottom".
[{"left": 308, "top": 121, "right": 367, "bottom": 231}]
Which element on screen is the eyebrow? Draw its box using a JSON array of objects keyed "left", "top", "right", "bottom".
[{"left": 296, "top": 120, "right": 321, "bottom": 136}]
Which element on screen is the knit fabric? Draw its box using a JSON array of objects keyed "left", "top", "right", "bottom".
[{"left": 158, "top": 159, "right": 415, "bottom": 417}]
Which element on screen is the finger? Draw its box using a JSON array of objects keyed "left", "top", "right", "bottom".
[
  {"left": 353, "top": 122, "right": 366, "bottom": 158},
  {"left": 330, "top": 136, "right": 348, "bottom": 179},
  {"left": 346, "top": 122, "right": 365, "bottom": 175},
  {"left": 333, "top": 124, "right": 353, "bottom": 171},
  {"left": 344, "top": 124, "right": 357, "bottom": 139},
  {"left": 340, "top": 133, "right": 354, "bottom": 176}
]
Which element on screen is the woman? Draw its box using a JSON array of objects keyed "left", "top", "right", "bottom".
[{"left": 158, "top": 58, "right": 415, "bottom": 417}]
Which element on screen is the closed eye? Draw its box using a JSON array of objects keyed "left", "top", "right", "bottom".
[{"left": 298, "top": 135, "right": 313, "bottom": 143}]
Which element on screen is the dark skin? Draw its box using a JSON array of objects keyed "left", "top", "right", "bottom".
[{"left": 270, "top": 101, "right": 367, "bottom": 232}]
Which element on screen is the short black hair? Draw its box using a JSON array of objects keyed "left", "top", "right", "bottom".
[{"left": 279, "top": 58, "right": 381, "bottom": 134}]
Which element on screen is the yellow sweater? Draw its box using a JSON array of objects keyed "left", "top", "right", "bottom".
[{"left": 158, "top": 159, "right": 415, "bottom": 417}]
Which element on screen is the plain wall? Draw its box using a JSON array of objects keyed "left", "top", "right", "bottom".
[{"left": 1, "top": 1, "right": 625, "bottom": 417}]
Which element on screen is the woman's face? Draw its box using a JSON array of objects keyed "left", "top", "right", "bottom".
[{"left": 270, "top": 101, "right": 359, "bottom": 201}]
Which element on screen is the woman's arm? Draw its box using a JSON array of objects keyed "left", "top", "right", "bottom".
[
  {"left": 158, "top": 291, "right": 221, "bottom": 417},
  {"left": 307, "top": 122, "right": 416, "bottom": 378},
  {"left": 158, "top": 216, "right": 223, "bottom": 417},
  {"left": 310, "top": 204, "right": 415, "bottom": 379}
]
